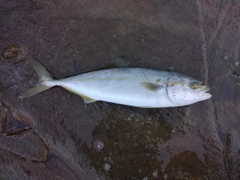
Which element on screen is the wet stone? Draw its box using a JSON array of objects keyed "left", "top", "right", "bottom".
[
  {"left": 103, "top": 163, "right": 110, "bottom": 172},
  {"left": 81, "top": 107, "right": 173, "bottom": 179},
  {"left": 152, "top": 170, "right": 158, "bottom": 178},
  {"left": 164, "top": 150, "right": 207, "bottom": 179},
  {"left": 93, "top": 139, "right": 104, "bottom": 152}
]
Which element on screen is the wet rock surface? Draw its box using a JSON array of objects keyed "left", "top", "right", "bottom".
[{"left": 1, "top": 0, "right": 240, "bottom": 179}]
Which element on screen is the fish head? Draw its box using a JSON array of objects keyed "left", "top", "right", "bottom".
[{"left": 166, "top": 75, "right": 212, "bottom": 106}]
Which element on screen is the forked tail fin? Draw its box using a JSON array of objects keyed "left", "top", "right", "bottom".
[{"left": 19, "top": 60, "right": 55, "bottom": 98}]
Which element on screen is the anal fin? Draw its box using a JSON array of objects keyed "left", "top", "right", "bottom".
[
  {"left": 61, "top": 86, "right": 96, "bottom": 104},
  {"left": 81, "top": 94, "right": 96, "bottom": 104}
]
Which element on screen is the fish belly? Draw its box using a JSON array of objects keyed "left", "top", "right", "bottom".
[{"left": 59, "top": 68, "right": 176, "bottom": 108}]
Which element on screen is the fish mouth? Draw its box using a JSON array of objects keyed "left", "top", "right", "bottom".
[{"left": 198, "top": 86, "right": 212, "bottom": 100}]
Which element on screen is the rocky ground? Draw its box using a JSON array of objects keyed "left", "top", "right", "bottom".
[{"left": 1, "top": 0, "right": 240, "bottom": 179}]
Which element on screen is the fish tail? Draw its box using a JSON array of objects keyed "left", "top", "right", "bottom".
[{"left": 19, "top": 60, "right": 56, "bottom": 98}]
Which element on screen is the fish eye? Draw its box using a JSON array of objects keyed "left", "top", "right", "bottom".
[{"left": 191, "top": 82, "right": 199, "bottom": 89}]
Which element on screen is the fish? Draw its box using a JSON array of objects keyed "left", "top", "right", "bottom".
[{"left": 19, "top": 59, "right": 212, "bottom": 108}]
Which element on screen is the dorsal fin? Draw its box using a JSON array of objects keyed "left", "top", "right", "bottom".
[{"left": 103, "top": 58, "right": 129, "bottom": 69}]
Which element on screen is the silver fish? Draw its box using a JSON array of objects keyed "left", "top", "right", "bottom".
[{"left": 19, "top": 60, "right": 212, "bottom": 108}]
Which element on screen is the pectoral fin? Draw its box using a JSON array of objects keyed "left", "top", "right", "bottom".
[{"left": 141, "top": 82, "right": 164, "bottom": 92}]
